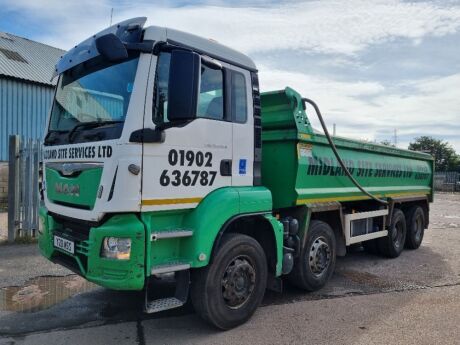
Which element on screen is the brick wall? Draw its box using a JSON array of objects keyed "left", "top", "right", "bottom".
[{"left": 0, "top": 162, "right": 8, "bottom": 210}]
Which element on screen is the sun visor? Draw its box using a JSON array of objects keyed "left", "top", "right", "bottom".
[{"left": 53, "top": 17, "right": 147, "bottom": 78}]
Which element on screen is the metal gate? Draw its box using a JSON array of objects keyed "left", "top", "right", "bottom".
[
  {"left": 434, "top": 172, "right": 460, "bottom": 192},
  {"left": 8, "top": 135, "right": 42, "bottom": 242}
]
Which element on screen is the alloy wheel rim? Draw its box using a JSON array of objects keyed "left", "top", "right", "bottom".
[
  {"left": 308, "top": 236, "right": 331, "bottom": 277},
  {"left": 221, "top": 256, "right": 256, "bottom": 309},
  {"left": 414, "top": 214, "right": 423, "bottom": 242},
  {"left": 392, "top": 221, "right": 404, "bottom": 247}
]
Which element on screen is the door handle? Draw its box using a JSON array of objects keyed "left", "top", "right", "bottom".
[{"left": 220, "top": 159, "right": 232, "bottom": 176}]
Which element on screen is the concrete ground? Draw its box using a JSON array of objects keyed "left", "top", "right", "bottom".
[{"left": 0, "top": 193, "right": 459, "bottom": 344}]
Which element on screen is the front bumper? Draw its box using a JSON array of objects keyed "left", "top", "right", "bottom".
[{"left": 38, "top": 207, "right": 146, "bottom": 290}]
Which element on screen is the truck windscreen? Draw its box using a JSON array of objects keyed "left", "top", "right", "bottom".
[{"left": 45, "top": 53, "right": 140, "bottom": 146}]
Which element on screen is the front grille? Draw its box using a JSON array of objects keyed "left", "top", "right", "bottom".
[
  {"left": 52, "top": 216, "right": 93, "bottom": 274},
  {"left": 53, "top": 230, "right": 90, "bottom": 254},
  {"left": 53, "top": 215, "right": 92, "bottom": 240},
  {"left": 52, "top": 252, "right": 83, "bottom": 276}
]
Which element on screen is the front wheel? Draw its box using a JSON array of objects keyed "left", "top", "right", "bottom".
[
  {"left": 191, "top": 233, "right": 267, "bottom": 330},
  {"left": 288, "top": 220, "right": 336, "bottom": 291}
]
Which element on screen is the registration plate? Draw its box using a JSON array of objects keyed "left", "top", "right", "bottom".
[{"left": 54, "top": 235, "right": 74, "bottom": 254}]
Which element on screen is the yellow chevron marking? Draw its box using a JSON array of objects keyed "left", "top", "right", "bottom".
[
  {"left": 141, "top": 197, "right": 203, "bottom": 206},
  {"left": 296, "top": 191, "right": 428, "bottom": 205}
]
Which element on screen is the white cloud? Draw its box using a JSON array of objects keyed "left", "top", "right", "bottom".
[
  {"left": 2, "top": 0, "right": 112, "bottom": 50},
  {"left": 2, "top": 0, "right": 459, "bottom": 151},
  {"left": 258, "top": 67, "right": 460, "bottom": 150},
  {"left": 3, "top": 0, "right": 460, "bottom": 54},
  {"left": 123, "top": 0, "right": 460, "bottom": 56}
]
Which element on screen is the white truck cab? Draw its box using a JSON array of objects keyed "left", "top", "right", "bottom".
[
  {"left": 40, "top": 18, "right": 271, "bottom": 330},
  {"left": 43, "top": 17, "right": 260, "bottom": 221}
]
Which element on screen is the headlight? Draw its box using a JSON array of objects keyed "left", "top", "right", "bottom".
[
  {"left": 38, "top": 216, "right": 45, "bottom": 235},
  {"left": 101, "top": 237, "right": 131, "bottom": 260}
]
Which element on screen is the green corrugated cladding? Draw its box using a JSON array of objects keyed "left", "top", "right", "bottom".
[
  {"left": 261, "top": 87, "right": 434, "bottom": 209},
  {"left": 0, "top": 78, "right": 53, "bottom": 160}
]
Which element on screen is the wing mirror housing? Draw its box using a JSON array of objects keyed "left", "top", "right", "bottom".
[
  {"left": 167, "top": 50, "right": 200, "bottom": 122},
  {"left": 95, "top": 34, "right": 129, "bottom": 62}
]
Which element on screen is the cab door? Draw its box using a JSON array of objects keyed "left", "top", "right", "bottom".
[{"left": 141, "top": 51, "right": 232, "bottom": 211}]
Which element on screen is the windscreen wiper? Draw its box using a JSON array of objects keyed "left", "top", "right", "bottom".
[
  {"left": 68, "top": 120, "right": 123, "bottom": 143},
  {"left": 44, "top": 130, "right": 68, "bottom": 145}
]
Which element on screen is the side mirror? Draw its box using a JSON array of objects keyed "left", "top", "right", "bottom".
[
  {"left": 95, "top": 34, "right": 128, "bottom": 62},
  {"left": 167, "top": 50, "right": 200, "bottom": 122}
]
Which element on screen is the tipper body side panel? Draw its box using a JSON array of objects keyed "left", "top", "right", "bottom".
[{"left": 260, "top": 87, "right": 434, "bottom": 209}]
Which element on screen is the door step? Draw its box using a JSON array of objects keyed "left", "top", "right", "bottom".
[
  {"left": 151, "top": 262, "right": 190, "bottom": 275},
  {"left": 144, "top": 270, "right": 190, "bottom": 314},
  {"left": 150, "top": 229, "right": 193, "bottom": 241},
  {"left": 145, "top": 297, "right": 184, "bottom": 313}
]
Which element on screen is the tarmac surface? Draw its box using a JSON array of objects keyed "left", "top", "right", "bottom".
[{"left": 0, "top": 193, "right": 459, "bottom": 344}]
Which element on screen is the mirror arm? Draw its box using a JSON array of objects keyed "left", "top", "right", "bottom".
[
  {"left": 129, "top": 120, "right": 194, "bottom": 143},
  {"left": 129, "top": 128, "right": 165, "bottom": 143},
  {"left": 156, "top": 120, "right": 194, "bottom": 131},
  {"left": 202, "top": 56, "right": 222, "bottom": 70},
  {"left": 124, "top": 40, "right": 155, "bottom": 53}
]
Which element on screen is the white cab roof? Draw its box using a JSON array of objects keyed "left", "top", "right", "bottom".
[{"left": 144, "top": 26, "right": 257, "bottom": 72}]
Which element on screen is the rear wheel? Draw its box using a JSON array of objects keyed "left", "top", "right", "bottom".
[
  {"left": 191, "top": 233, "right": 267, "bottom": 330},
  {"left": 377, "top": 208, "right": 406, "bottom": 258},
  {"left": 288, "top": 220, "right": 336, "bottom": 291},
  {"left": 405, "top": 206, "right": 425, "bottom": 249}
]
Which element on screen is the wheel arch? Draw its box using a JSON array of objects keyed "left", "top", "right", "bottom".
[
  {"left": 180, "top": 186, "right": 282, "bottom": 273},
  {"left": 389, "top": 196, "right": 430, "bottom": 229},
  {"left": 211, "top": 213, "right": 284, "bottom": 276},
  {"left": 308, "top": 204, "right": 347, "bottom": 257},
  {"left": 276, "top": 203, "right": 346, "bottom": 258}
]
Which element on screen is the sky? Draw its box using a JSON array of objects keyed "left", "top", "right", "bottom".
[{"left": 1, "top": 0, "right": 459, "bottom": 151}]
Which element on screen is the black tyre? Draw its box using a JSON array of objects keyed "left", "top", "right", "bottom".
[
  {"left": 288, "top": 220, "right": 336, "bottom": 291},
  {"left": 404, "top": 206, "right": 425, "bottom": 249},
  {"left": 191, "top": 233, "right": 267, "bottom": 330},
  {"left": 377, "top": 208, "right": 406, "bottom": 258}
]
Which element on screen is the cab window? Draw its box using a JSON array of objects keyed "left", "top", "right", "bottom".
[
  {"left": 231, "top": 71, "right": 247, "bottom": 123},
  {"left": 197, "top": 65, "right": 224, "bottom": 120},
  {"left": 153, "top": 52, "right": 230, "bottom": 123},
  {"left": 153, "top": 52, "right": 171, "bottom": 124}
]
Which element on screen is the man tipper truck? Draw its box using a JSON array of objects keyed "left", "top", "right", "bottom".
[{"left": 39, "top": 18, "right": 434, "bottom": 329}]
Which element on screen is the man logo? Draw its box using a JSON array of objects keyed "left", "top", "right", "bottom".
[
  {"left": 55, "top": 183, "right": 80, "bottom": 197},
  {"left": 61, "top": 163, "right": 76, "bottom": 176}
]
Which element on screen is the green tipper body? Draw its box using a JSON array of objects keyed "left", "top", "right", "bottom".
[{"left": 261, "top": 87, "right": 434, "bottom": 209}]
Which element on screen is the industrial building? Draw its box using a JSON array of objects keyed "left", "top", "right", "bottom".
[
  {"left": 0, "top": 31, "right": 64, "bottom": 161},
  {"left": 0, "top": 31, "right": 64, "bottom": 207}
]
